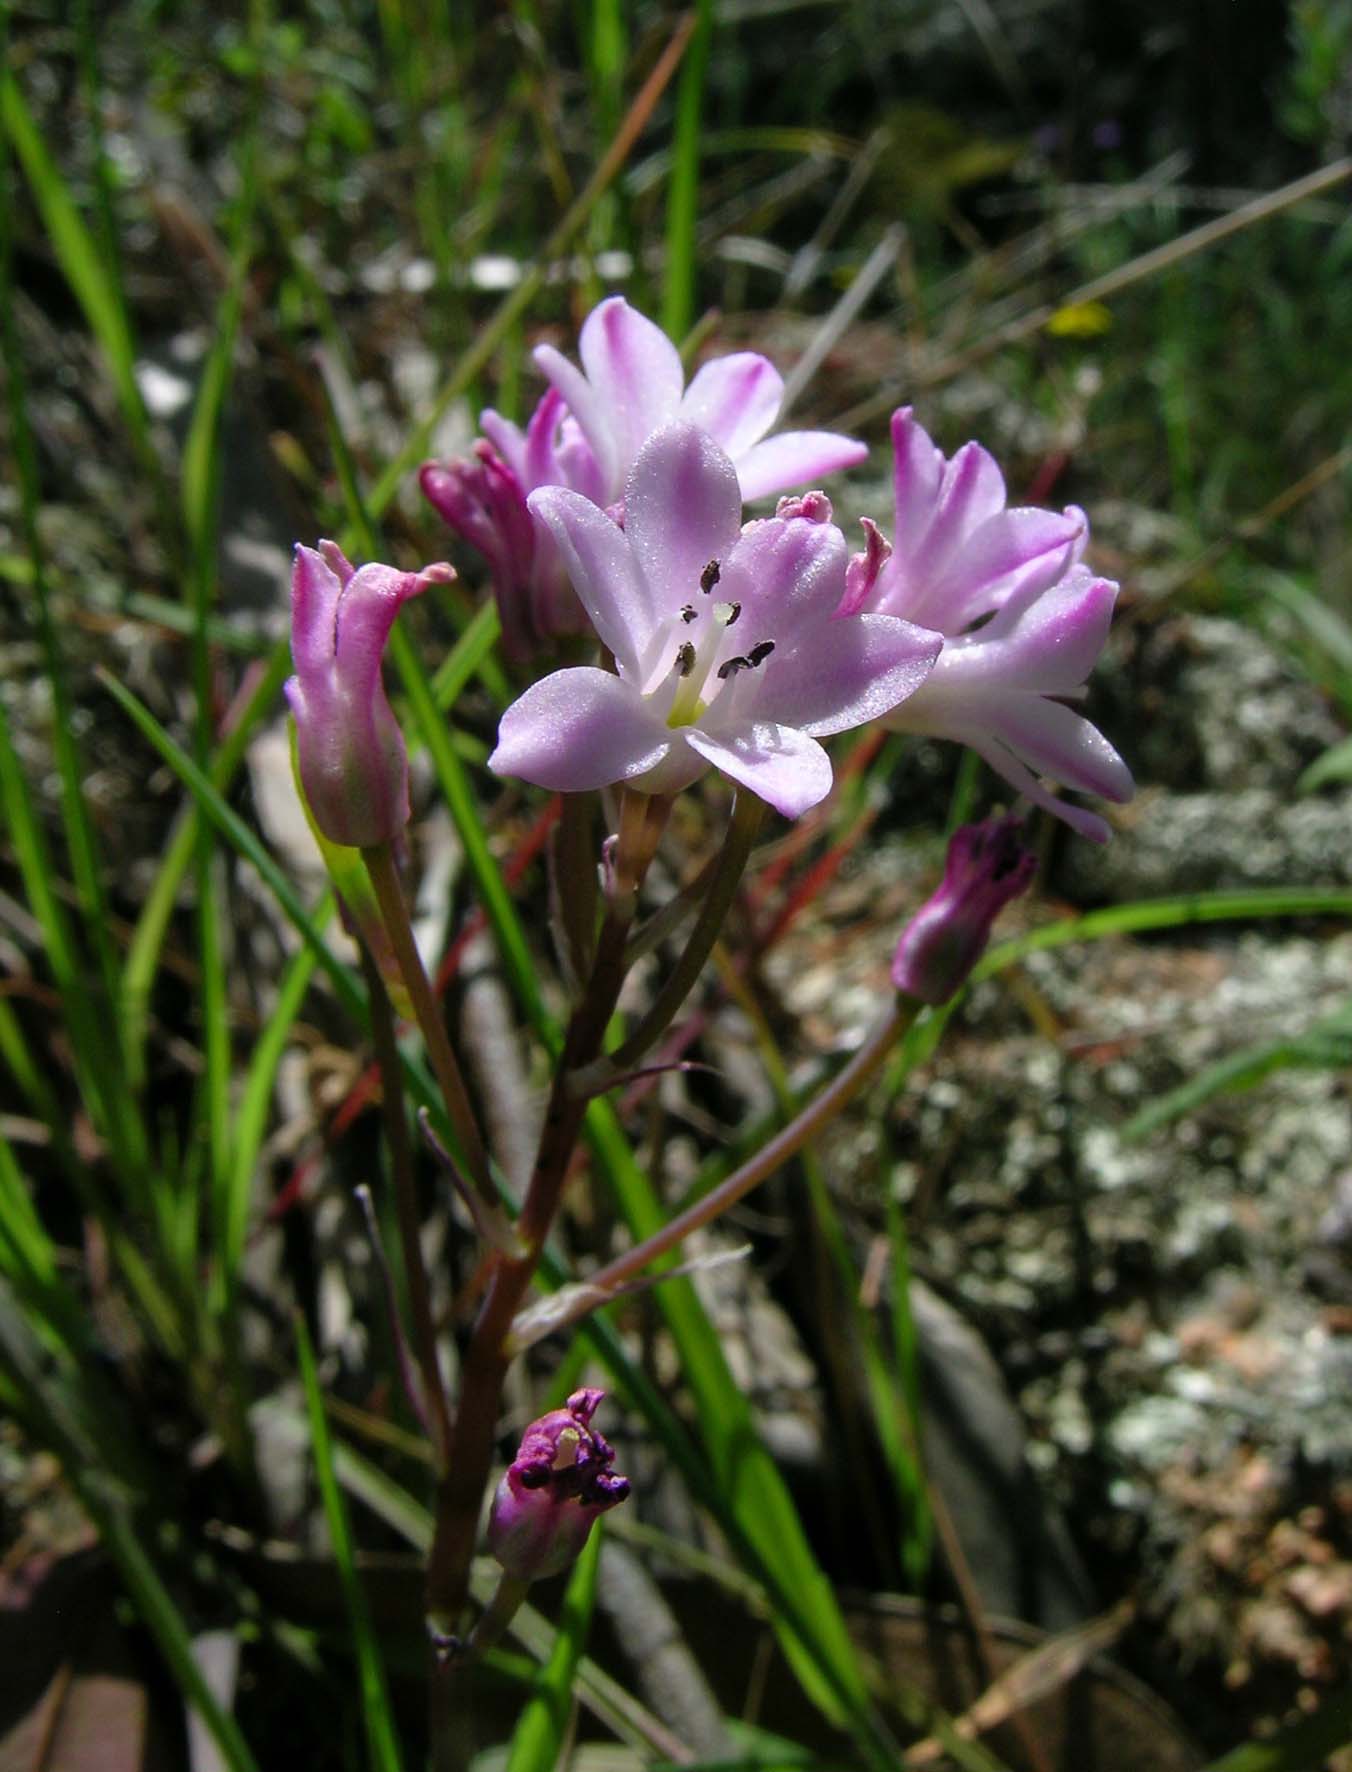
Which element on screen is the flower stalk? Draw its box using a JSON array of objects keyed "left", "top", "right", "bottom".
[
  {"left": 567, "top": 997, "right": 917, "bottom": 1314},
  {"left": 356, "top": 946, "right": 453, "bottom": 1466},
  {"left": 573, "top": 789, "right": 765, "bottom": 1094},
  {"left": 360, "top": 839, "right": 496, "bottom": 1207},
  {"left": 425, "top": 790, "right": 669, "bottom": 1649}
]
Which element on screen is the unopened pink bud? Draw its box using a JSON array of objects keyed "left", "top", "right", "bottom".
[
  {"left": 487, "top": 1388, "right": 629, "bottom": 1581},
  {"left": 284, "top": 542, "right": 453, "bottom": 848},
  {"left": 891, "top": 815, "right": 1036, "bottom": 1005}
]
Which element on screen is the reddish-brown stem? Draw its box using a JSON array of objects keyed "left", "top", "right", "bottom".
[
  {"left": 425, "top": 791, "right": 669, "bottom": 1642},
  {"left": 576, "top": 998, "right": 914, "bottom": 1305}
]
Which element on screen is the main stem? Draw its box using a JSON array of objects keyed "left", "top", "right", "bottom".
[
  {"left": 425, "top": 791, "right": 669, "bottom": 1645},
  {"left": 362, "top": 840, "right": 496, "bottom": 1204}
]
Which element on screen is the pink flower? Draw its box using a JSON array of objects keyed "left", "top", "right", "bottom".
[
  {"left": 419, "top": 388, "right": 600, "bottom": 661},
  {"left": 487, "top": 1389, "right": 629, "bottom": 1581},
  {"left": 880, "top": 563, "right": 1134, "bottom": 841},
  {"left": 844, "top": 409, "right": 1132, "bottom": 841},
  {"left": 837, "top": 407, "right": 1086, "bottom": 630},
  {"left": 487, "top": 424, "right": 941, "bottom": 820},
  {"left": 285, "top": 542, "right": 453, "bottom": 848},
  {"left": 892, "top": 815, "right": 1037, "bottom": 1004},
  {"left": 533, "top": 296, "right": 868, "bottom": 506}
]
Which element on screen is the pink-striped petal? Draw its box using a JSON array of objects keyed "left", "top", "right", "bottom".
[
  {"left": 918, "top": 507, "right": 1085, "bottom": 632},
  {"left": 955, "top": 568, "right": 1119, "bottom": 691},
  {"left": 760, "top": 614, "right": 940, "bottom": 737},
  {"left": 734, "top": 429, "right": 869, "bottom": 502},
  {"left": 717, "top": 507, "right": 848, "bottom": 635},
  {"left": 684, "top": 720, "right": 834, "bottom": 819},
  {"left": 678, "top": 353, "right": 783, "bottom": 457},
  {"left": 889, "top": 407, "right": 945, "bottom": 541},
  {"left": 980, "top": 692, "right": 1134, "bottom": 803},
  {"left": 527, "top": 488, "right": 655, "bottom": 679},
  {"left": 488, "top": 668, "right": 673, "bottom": 791},
  {"left": 624, "top": 424, "right": 743, "bottom": 612},
  {"left": 578, "top": 296, "right": 684, "bottom": 475}
]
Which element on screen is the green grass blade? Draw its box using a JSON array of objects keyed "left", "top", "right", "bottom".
[
  {"left": 0, "top": 700, "right": 148, "bottom": 1188},
  {"left": 389, "top": 624, "right": 552, "bottom": 1043},
  {"left": 296, "top": 1316, "right": 405, "bottom": 1772},
  {"left": 0, "top": 97, "right": 127, "bottom": 1051},
  {"left": 662, "top": 0, "right": 713, "bottom": 341},
  {"left": 183, "top": 257, "right": 253, "bottom": 1264},
  {"left": 504, "top": 1525, "right": 603, "bottom": 1772},
  {"left": 123, "top": 640, "right": 293, "bottom": 1082},
  {"left": 99, "top": 670, "right": 368, "bottom": 1025},
  {"left": 980, "top": 886, "right": 1352, "bottom": 973},
  {"left": 216, "top": 914, "right": 328, "bottom": 1310},
  {"left": 0, "top": 68, "right": 152, "bottom": 463}
]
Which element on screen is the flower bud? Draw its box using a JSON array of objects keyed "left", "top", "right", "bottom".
[
  {"left": 891, "top": 815, "right": 1036, "bottom": 1005},
  {"left": 420, "top": 391, "right": 596, "bottom": 663},
  {"left": 487, "top": 1388, "right": 629, "bottom": 1581},
  {"left": 284, "top": 541, "right": 453, "bottom": 849}
]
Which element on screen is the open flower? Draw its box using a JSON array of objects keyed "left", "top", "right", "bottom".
[
  {"left": 880, "top": 564, "right": 1134, "bottom": 841},
  {"left": 892, "top": 815, "right": 1036, "bottom": 1004},
  {"left": 285, "top": 541, "right": 453, "bottom": 848},
  {"left": 487, "top": 425, "right": 941, "bottom": 820},
  {"left": 532, "top": 296, "right": 868, "bottom": 507},
  {"left": 836, "top": 407, "right": 1087, "bottom": 631},
  {"left": 488, "top": 1389, "right": 629, "bottom": 1582},
  {"left": 419, "top": 388, "right": 600, "bottom": 661},
  {"left": 842, "top": 408, "right": 1131, "bottom": 840}
]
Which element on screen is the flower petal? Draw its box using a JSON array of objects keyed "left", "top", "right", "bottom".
[
  {"left": 678, "top": 353, "right": 783, "bottom": 457},
  {"left": 734, "top": 429, "right": 869, "bottom": 502},
  {"left": 289, "top": 544, "right": 344, "bottom": 675},
  {"left": 889, "top": 407, "right": 945, "bottom": 540},
  {"left": 480, "top": 407, "right": 528, "bottom": 478},
  {"left": 760, "top": 614, "right": 941, "bottom": 737},
  {"left": 906, "top": 438, "right": 1007, "bottom": 586},
  {"left": 951, "top": 567, "right": 1119, "bottom": 692},
  {"left": 579, "top": 296, "right": 685, "bottom": 478},
  {"left": 488, "top": 667, "right": 673, "bottom": 791},
  {"left": 624, "top": 424, "right": 743, "bottom": 613},
  {"left": 532, "top": 344, "right": 621, "bottom": 495},
  {"left": 528, "top": 488, "right": 655, "bottom": 678},
  {"left": 684, "top": 719, "right": 834, "bottom": 819},
  {"left": 920, "top": 507, "right": 1085, "bottom": 632},
  {"left": 717, "top": 508, "right": 848, "bottom": 637},
  {"left": 954, "top": 731, "right": 1114, "bottom": 843},
  {"left": 980, "top": 691, "right": 1134, "bottom": 802}
]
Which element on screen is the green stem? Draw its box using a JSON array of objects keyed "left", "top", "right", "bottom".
[
  {"left": 359, "top": 943, "right": 454, "bottom": 1470},
  {"left": 361, "top": 841, "right": 495, "bottom": 1205}
]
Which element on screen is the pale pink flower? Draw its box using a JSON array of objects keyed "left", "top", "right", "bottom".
[
  {"left": 845, "top": 408, "right": 1132, "bottom": 840},
  {"left": 532, "top": 296, "right": 868, "bottom": 506},
  {"left": 487, "top": 425, "right": 941, "bottom": 820}
]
